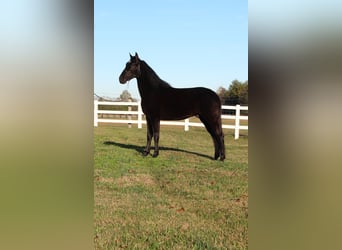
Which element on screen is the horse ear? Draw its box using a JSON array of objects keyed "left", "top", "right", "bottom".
[
  {"left": 135, "top": 52, "right": 140, "bottom": 61},
  {"left": 129, "top": 53, "right": 133, "bottom": 60}
]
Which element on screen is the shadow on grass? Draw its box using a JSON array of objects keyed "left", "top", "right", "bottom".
[{"left": 103, "top": 141, "right": 213, "bottom": 160}]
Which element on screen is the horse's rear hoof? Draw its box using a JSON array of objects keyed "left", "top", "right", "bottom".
[
  {"left": 142, "top": 151, "right": 149, "bottom": 156},
  {"left": 152, "top": 152, "right": 159, "bottom": 158},
  {"left": 219, "top": 154, "right": 225, "bottom": 161}
]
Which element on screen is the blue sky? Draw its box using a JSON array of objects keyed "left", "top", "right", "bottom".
[{"left": 95, "top": 0, "right": 247, "bottom": 99}]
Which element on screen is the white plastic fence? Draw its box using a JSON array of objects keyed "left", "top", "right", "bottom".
[{"left": 94, "top": 101, "right": 248, "bottom": 139}]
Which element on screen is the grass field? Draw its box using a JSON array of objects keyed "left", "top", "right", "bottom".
[{"left": 94, "top": 124, "right": 248, "bottom": 249}]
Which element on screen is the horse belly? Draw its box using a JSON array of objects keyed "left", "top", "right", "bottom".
[{"left": 159, "top": 99, "right": 199, "bottom": 120}]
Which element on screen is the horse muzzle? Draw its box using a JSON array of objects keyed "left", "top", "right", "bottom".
[{"left": 119, "top": 74, "right": 128, "bottom": 84}]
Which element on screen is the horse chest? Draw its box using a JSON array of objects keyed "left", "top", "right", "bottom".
[{"left": 141, "top": 98, "right": 160, "bottom": 116}]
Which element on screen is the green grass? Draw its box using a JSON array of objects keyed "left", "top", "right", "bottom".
[{"left": 94, "top": 125, "right": 248, "bottom": 249}]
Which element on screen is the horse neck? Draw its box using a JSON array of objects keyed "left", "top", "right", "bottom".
[{"left": 137, "top": 61, "right": 170, "bottom": 97}]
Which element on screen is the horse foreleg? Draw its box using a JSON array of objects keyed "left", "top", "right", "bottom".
[
  {"left": 143, "top": 117, "right": 153, "bottom": 156},
  {"left": 151, "top": 119, "right": 160, "bottom": 157}
]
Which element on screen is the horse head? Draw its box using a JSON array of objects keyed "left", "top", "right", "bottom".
[{"left": 119, "top": 52, "right": 141, "bottom": 84}]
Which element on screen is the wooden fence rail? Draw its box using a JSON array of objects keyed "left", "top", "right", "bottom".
[{"left": 94, "top": 101, "right": 248, "bottom": 139}]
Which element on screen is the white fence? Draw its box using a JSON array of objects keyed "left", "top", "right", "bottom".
[{"left": 94, "top": 101, "right": 248, "bottom": 139}]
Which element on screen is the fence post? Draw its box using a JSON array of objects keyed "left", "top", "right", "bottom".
[
  {"left": 94, "top": 100, "right": 98, "bottom": 127},
  {"left": 138, "top": 101, "right": 142, "bottom": 129},
  {"left": 184, "top": 118, "right": 189, "bottom": 131},
  {"left": 234, "top": 104, "right": 240, "bottom": 140}
]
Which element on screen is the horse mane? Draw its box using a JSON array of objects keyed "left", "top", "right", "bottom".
[{"left": 140, "top": 60, "right": 172, "bottom": 88}]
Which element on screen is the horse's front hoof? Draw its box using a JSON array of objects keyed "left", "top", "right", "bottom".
[
  {"left": 142, "top": 151, "right": 149, "bottom": 156},
  {"left": 152, "top": 151, "right": 159, "bottom": 158}
]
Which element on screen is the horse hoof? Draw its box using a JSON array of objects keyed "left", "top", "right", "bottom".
[
  {"left": 219, "top": 154, "right": 225, "bottom": 161},
  {"left": 152, "top": 152, "right": 159, "bottom": 158},
  {"left": 142, "top": 151, "right": 149, "bottom": 156}
]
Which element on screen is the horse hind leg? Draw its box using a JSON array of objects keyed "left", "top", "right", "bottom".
[
  {"left": 199, "top": 115, "right": 220, "bottom": 160},
  {"left": 214, "top": 128, "right": 226, "bottom": 161},
  {"left": 218, "top": 129, "right": 225, "bottom": 161},
  {"left": 214, "top": 117, "right": 226, "bottom": 161}
]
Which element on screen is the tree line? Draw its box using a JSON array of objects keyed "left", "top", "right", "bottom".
[
  {"left": 216, "top": 79, "right": 248, "bottom": 106},
  {"left": 103, "top": 79, "right": 248, "bottom": 106}
]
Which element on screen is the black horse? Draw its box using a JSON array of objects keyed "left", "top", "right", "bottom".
[{"left": 119, "top": 53, "right": 225, "bottom": 161}]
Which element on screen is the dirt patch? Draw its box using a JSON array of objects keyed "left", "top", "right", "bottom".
[
  {"left": 115, "top": 174, "right": 155, "bottom": 187},
  {"left": 96, "top": 176, "right": 114, "bottom": 183}
]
